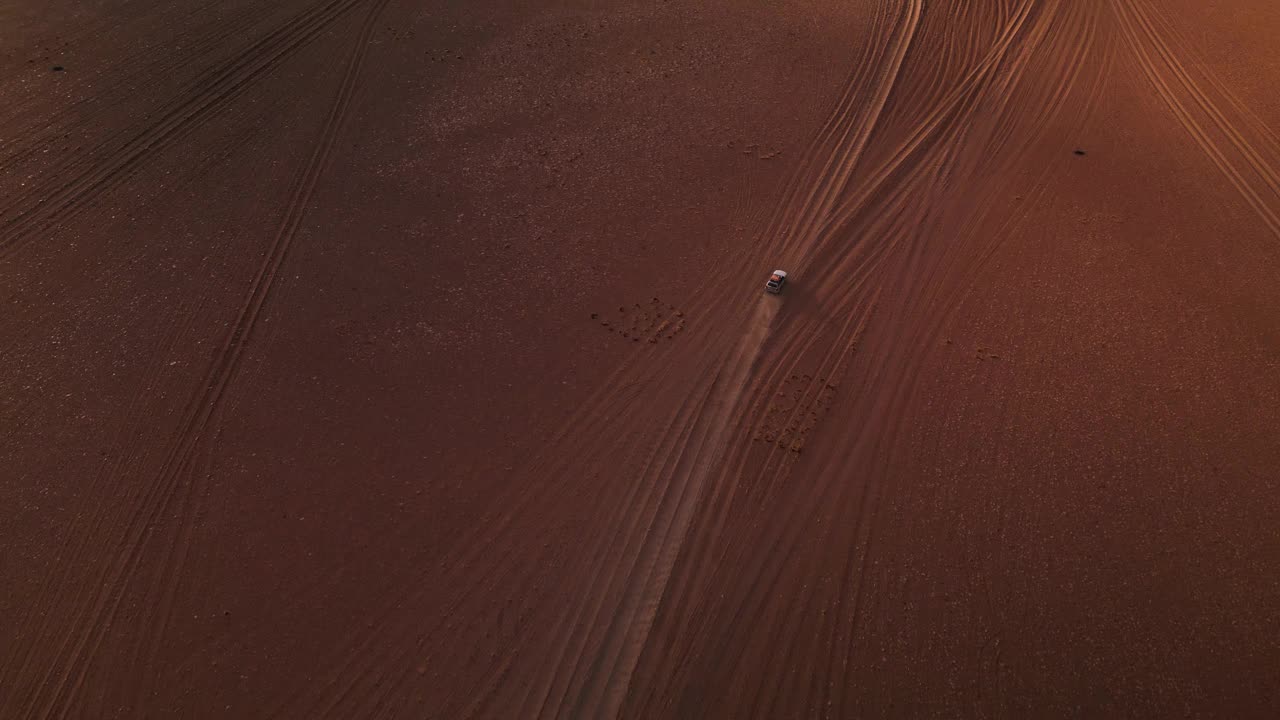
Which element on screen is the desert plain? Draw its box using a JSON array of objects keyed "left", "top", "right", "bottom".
[{"left": 2, "top": 0, "right": 1279, "bottom": 717}]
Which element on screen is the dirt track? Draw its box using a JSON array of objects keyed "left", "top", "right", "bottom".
[{"left": 3, "top": 1, "right": 1279, "bottom": 717}]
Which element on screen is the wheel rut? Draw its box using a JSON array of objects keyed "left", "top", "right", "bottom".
[{"left": 0, "top": 2, "right": 391, "bottom": 716}]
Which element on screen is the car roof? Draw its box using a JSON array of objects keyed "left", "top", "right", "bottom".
[{"left": 771, "top": 270, "right": 787, "bottom": 276}]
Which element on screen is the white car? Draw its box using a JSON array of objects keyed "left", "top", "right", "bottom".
[{"left": 765, "top": 270, "right": 788, "bottom": 294}]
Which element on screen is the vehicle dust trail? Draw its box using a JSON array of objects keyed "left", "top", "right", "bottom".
[
  {"left": 567, "top": 297, "right": 780, "bottom": 719},
  {"left": 503, "top": 304, "right": 780, "bottom": 720},
  {"left": 539, "top": 2, "right": 926, "bottom": 711},
  {"left": 246, "top": 5, "right": 929, "bottom": 716},
  {"left": 259, "top": 295, "right": 778, "bottom": 720},
  {"left": 513, "top": 4, "right": 923, "bottom": 715},
  {"left": 265, "top": 1, "right": 1106, "bottom": 716},
  {"left": 620, "top": 1, "right": 1117, "bottom": 715}
]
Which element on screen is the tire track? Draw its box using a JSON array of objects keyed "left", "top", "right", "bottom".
[
  {"left": 290, "top": 299, "right": 754, "bottom": 717},
  {"left": 730, "top": 0, "right": 1058, "bottom": 521},
  {"left": 809, "top": 0, "right": 1045, "bottom": 251},
  {"left": 787, "top": 4, "right": 1104, "bottom": 714},
  {"left": 5, "top": 1, "right": 388, "bottom": 716},
  {"left": 0, "top": 0, "right": 370, "bottom": 260},
  {"left": 774, "top": 3, "right": 1089, "bottom": 713},
  {"left": 1129, "top": 0, "right": 1280, "bottom": 195},
  {"left": 268, "top": 352, "right": 724, "bottom": 718},
  {"left": 1111, "top": 0, "right": 1280, "bottom": 242},
  {"left": 776, "top": 0, "right": 923, "bottom": 260},
  {"left": 0, "top": 289, "right": 210, "bottom": 716},
  {"left": 0, "top": 1, "right": 266, "bottom": 169}
]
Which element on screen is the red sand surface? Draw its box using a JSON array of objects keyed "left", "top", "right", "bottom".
[{"left": 3, "top": 1, "right": 1279, "bottom": 717}]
